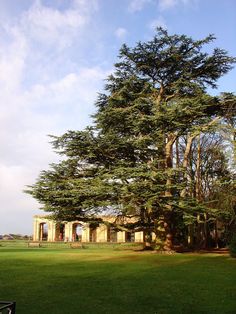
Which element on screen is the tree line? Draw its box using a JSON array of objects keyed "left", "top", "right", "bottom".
[{"left": 26, "top": 28, "right": 236, "bottom": 251}]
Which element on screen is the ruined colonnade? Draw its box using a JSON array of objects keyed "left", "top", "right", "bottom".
[{"left": 33, "top": 215, "right": 144, "bottom": 243}]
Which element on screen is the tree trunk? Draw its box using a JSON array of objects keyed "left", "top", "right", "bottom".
[
  {"left": 155, "top": 83, "right": 164, "bottom": 110},
  {"left": 187, "top": 224, "right": 194, "bottom": 248},
  {"left": 165, "top": 135, "right": 174, "bottom": 197},
  {"left": 155, "top": 217, "right": 173, "bottom": 252},
  {"left": 214, "top": 220, "right": 219, "bottom": 249},
  {"left": 203, "top": 213, "right": 210, "bottom": 249},
  {"left": 196, "top": 134, "right": 201, "bottom": 201},
  {"left": 195, "top": 135, "right": 210, "bottom": 249},
  {"left": 180, "top": 116, "right": 221, "bottom": 198},
  {"left": 143, "top": 229, "right": 153, "bottom": 250},
  {"left": 175, "top": 138, "right": 180, "bottom": 168},
  {"left": 159, "top": 133, "right": 178, "bottom": 251},
  {"left": 179, "top": 134, "right": 196, "bottom": 249},
  {"left": 180, "top": 134, "right": 195, "bottom": 198}
]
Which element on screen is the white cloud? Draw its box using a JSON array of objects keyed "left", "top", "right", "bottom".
[
  {"left": 0, "top": 163, "right": 46, "bottom": 235},
  {"left": 19, "top": 0, "right": 97, "bottom": 49},
  {"left": 128, "top": 0, "right": 152, "bottom": 12},
  {"left": 0, "top": 0, "right": 108, "bottom": 235},
  {"left": 25, "top": 67, "right": 109, "bottom": 114},
  {"left": 0, "top": 27, "right": 27, "bottom": 93},
  {"left": 0, "top": 62, "right": 109, "bottom": 234},
  {"left": 128, "top": 0, "right": 194, "bottom": 13},
  {"left": 158, "top": 0, "right": 177, "bottom": 10},
  {"left": 115, "top": 27, "right": 127, "bottom": 39},
  {"left": 148, "top": 16, "right": 167, "bottom": 30},
  {"left": 158, "top": 0, "right": 195, "bottom": 11}
]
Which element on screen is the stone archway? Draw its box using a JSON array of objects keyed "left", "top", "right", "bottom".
[
  {"left": 125, "top": 231, "right": 135, "bottom": 242},
  {"left": 55, "top": 223, "right": 66, "bottom": 241},
  {"left": 107, "top": 226, "right": 117, "bottom": 242},
  {"left": 89, "top": 223, "right": 99, "bottom": 242},
  {"left": 39, "top": 222, "right": 48, "bottom": 241},
  {"left": 72, "top": 223, "right": 83, "bottom": 242}
]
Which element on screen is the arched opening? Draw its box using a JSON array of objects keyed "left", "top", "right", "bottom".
[
  {"left": 125, "top": 231, "right": 135, "bottom": 242},
  {"left": 72, "top": 223, "right": 83, "bottom": 242},
  {"left": 55, "top": 223, "right": 65, "bottom": 241},
  {"left": 39, "top": 223, "right": 48, "bottom": 241},
  {"left": 89, "top": 222, "right": 99, "bottom": 242},
  {"left": 107, "top": 226, "right": 117, "bottom": 242}
]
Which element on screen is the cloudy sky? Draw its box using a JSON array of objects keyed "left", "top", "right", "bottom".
[{"left": 0, "top": 0, "right": 235, "bottom": 235}]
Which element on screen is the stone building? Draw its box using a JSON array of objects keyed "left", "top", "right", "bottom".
[{"left": 33, "top": 215, "right": 145, "bottom": 243}]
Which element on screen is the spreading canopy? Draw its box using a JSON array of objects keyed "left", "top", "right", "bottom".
[{"left": 26, "top": 28, "right": 236, "bottom": 248}]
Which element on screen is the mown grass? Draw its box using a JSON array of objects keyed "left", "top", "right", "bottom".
[{"left": 0, "top": 243, "right": 236, "bottom": 314}]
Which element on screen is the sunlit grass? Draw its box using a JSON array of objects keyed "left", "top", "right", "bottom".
[{"left": 0, "top": 244, "right": 236, "bottom": 313}]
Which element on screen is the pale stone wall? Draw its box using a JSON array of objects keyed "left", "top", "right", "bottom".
[
  {"left": 47, "top": 221, "right": 54, "bottom": 241},
  {"left": 117, "top": 231, "right": 126, "bottom": 242},
  {"left": 134, "top": 231, "right": 144, "bottom": 242},
  {"left": 82, "top": 223, "right": 90, "bottom": 242},
  {"left": 64, "top": 222, "right": 71, "bottom": 242},
  {"left": 96, "top": 224, "right": 108, "bottom": 242}
]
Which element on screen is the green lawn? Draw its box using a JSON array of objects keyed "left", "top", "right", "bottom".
[{"left": 0, "top": 244, "right": 236, "bottom": 314}]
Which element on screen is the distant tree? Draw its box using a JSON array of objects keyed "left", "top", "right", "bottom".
[{"left": 26, "top": 28, "right": 236, "bottom": 251}]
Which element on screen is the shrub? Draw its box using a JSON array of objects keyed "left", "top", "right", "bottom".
[{"left": 229, "top": 234, "right": 236, "bottom": 257}]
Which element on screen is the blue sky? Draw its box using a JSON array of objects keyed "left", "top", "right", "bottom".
[{"left": 0, "top": 0, "right": 235, "bottom": 235}]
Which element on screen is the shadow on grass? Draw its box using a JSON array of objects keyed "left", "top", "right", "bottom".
[{"left": 0, "top": 249, "right": 235, "bottom": 314}]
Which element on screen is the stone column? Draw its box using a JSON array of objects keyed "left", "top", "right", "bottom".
[
  {"left": 134, "top": 231, "right": 144, "bottom": 242},
  {"left": 64, "top": 222, "right": 70, "bottom": 242},
  {"left": 47, "top": 221, "right": 54, "bottom": 242},
  {"left": 68, "top": 222, "right": 73, "bottom": 242},
  {"left": 117, "top": 231, "right": 126, "bottom": 242},
  {"left": 39, "top": 223, "right": 43, "bottom": 241},
  {"left": 97, "top": 224, "right": 108, "bottom": 242},
  {"left": 47, "top": 221, "right": 51, "bottom": 241},
  {"left": 33, "top": 218, "right": 40, "bottom": 241},
  {"left": 82, "top": 223, "right": 90, "bottom": 242},
  {"left": 50, "top": 222, "right": 56, "bottom": 242}
]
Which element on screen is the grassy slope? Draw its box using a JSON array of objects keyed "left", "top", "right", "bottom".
[{"left": 0, "top": 245, "right": 236, "bottom": 314}]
